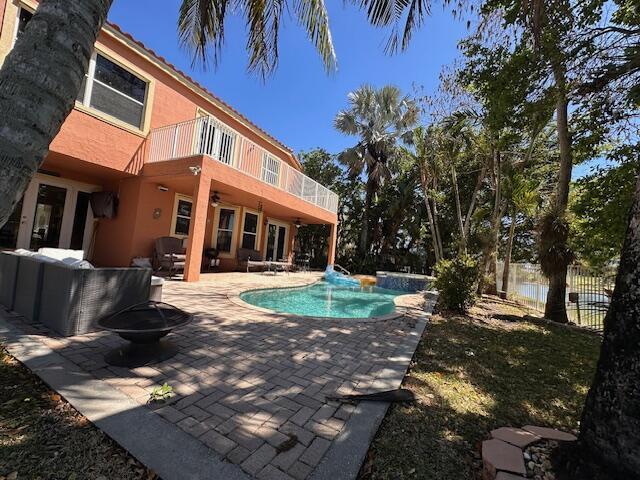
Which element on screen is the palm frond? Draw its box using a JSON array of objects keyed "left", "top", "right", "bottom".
[
  {"left": 356, "top": 0, "right": 434, "bottom": 54},
  {"left": 334, "top": 110, "right": 359, "bottom": 135},
  {"left": 244, "top": 0, "right": 286, "bottom": 78},
  {"left": 178, "top": 0, "right": 228, "bottom": 68},
  {"left": 292, "top": 0, "right": 336, "bottom": 72},
  {"left": 337, "top": 145, "right": 367, "bottom": 177},
  {"left": 179, "top": 0, "right": 334, "bottom": 78}
]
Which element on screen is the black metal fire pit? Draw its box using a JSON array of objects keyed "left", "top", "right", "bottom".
[{"left": 98, "top": 301, "right": 192, "bottom": 368}]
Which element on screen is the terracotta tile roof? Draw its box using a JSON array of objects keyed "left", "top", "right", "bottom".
[{"left": 104, "top": 21, "right": 299, "bottom": 164}]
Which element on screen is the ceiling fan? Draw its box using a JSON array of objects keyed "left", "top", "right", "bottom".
[{"left": 294, "top": 218, "right": 308, "bottom": 229}]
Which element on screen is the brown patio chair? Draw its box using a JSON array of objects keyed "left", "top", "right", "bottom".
[{"left": 154, "top": 236, "right": 186, "bottom": 278}]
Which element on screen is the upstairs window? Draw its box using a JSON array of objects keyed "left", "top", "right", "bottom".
[
  {"left": 13, "top": 8, "right": 149, "bottom": 130},
  {"left": 80, "top": 53, "right": 148, "bottom": 128}
]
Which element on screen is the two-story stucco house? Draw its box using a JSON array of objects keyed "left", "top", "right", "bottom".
[{"left": 0, "top": 0, "right": 338, "bottom": 281}]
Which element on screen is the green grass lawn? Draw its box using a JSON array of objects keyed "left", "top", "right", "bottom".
[{"left": 360, "top": 297, "right": 602, "bottom": 480}]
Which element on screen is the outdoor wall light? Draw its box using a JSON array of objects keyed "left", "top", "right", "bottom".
[
  {"left": 157, "top": 185, "right": 168, "bottom": 192},
  {"left": 294, "top": 218, "right": 302, "bottom": 229},
  {"left": 210, "top": 191, "right": 221, "bottom": 207},
  {"left": 189, "top": 166, "right": 201, "bottom": 176},
  {"left": 153, "top": 208, "right": 162, "bottom": 219}
]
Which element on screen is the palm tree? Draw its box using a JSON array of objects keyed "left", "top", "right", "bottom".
[
  {"left": 0, "top": 0, "right": 336, "bottom": 228},
  {"left": 334, "top": 85, "right": 419, "bottom": 255}
]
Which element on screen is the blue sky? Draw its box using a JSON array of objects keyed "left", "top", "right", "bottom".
[{"left": 108, "top": 0, "right": 468, "bottom": 155}]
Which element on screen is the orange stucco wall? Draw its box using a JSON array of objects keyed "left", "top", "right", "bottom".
[
  {"left": 1, "top": 0, "right": 336, "bottom": 275},
  {"left": 45, "top": 20, "right": 298, "bottom": 175}
]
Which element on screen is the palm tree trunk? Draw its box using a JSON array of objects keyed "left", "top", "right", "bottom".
[
  {"left": 420, "top": 167, "right": 441, "bottom": 263},
  {"left": 0, "top": 0, "right": 112, "bottom": 227},
  {"left": 563, "top": 173, "right": 640, "bottom": 478},
  {"left": 360, "top": 175, "right": 376, "bottom": 254},
  {"left": 463, "top": 163, "right": 487, "bottom": 241},
  {"left": 479, "top": 148, "right": 502, "bottom": 295},
  {"left": 502, "top": 209, "right": 517, "bottom": 295},
  {"left": 432, "top": 178, "right": 444, "bottom": 259},
  {"left": 544, "top": 64, "right": 573, "bottom": 323},
  {"left": 451, "top": 164, "right": 466, "bottom": 252}
]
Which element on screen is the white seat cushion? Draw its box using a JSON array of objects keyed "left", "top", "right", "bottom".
[{"left": 37, "top": 248, "right": 84, "bottom": 261}]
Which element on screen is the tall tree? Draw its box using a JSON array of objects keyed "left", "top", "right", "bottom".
[
  {"left": 0, "top": 0, "right": 113, "bottom": 230},
  {"left": 334, "top": 85, "right": 419, "bottom": 255},
  {"left": 0, "top": 0, "right": 337, "bottom": 228},
  {"left": 411, "top": 126, "right": 444, "bottom": 262}
]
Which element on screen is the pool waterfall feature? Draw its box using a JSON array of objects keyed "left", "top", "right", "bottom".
[{"left": 324, "top": 265, "right": 361, "bottom": 287}]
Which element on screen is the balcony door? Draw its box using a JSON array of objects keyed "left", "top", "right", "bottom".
[
  {"left": 0, "top": 174, "right": 98, "bottom": 254},
  {"left": 195, "top": 113, "right": 236, "bottom": 165},
  {"left": 264, "top": 220, "right": 289, "bottom": 262}
]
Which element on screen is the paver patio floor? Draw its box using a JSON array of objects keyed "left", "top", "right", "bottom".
[{"left": 1, "top": 272, "right": 432, "bottom": 480}]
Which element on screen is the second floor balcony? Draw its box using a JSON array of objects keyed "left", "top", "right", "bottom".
[{"left": 147, "top": 116, "right": 339, "bottom": 215}]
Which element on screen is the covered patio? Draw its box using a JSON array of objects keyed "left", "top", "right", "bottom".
[{"left": 140, "top": 155, "right": 338, "bottom": 282}]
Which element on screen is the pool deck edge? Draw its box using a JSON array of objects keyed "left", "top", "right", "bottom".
[{"left": 309, "top": 294, "right": 436, "bottom": 480}]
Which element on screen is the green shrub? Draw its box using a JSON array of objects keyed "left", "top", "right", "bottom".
[{"left": 433, "top": 254, "right": 479, "bottom": 313}]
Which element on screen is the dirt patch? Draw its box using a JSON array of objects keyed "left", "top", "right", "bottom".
[{"left": 0, "top": 347, "right": 158, "bottom": 479}]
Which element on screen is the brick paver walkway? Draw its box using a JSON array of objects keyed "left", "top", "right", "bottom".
[{"left": 2, "top": 272, "right": 430, "bottom": 480}]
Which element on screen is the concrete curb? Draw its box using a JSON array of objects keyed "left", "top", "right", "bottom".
[
  {"left": 0, "top": 314, "right": 250, "bottom": 480},
  {"left": 309, "top": 297, "right": 435, "bottom": 480}
]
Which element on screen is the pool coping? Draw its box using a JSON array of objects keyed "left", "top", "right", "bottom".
[{"left": 227, "top": 278, "right": 427, "bottom": 323}]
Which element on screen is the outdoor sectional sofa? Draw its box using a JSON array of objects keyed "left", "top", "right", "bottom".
[
  {"left": 0, "top": 251, "right": 19, "bottom": 310},
  {"left": 0, "top": 251, "right": 152, "bottom": 337},
  {"left": 39, "top": 262, "right": 151, "bottom": 337}
]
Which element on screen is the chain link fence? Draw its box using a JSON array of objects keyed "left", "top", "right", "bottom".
[{"left": 496, "top": 262, "right": 616, "bottom": 331}]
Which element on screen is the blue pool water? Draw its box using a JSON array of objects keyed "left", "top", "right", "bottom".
[{"left": 240, "top": 281, "right": 403, "bottom": 318}]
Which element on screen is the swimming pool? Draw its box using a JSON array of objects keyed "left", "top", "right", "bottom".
[{"left": 239, "top": 281, "right": 403, "bottom": 318}]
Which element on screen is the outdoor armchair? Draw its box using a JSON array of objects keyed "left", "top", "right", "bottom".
[
  {"left": 237, "top": 248, "right": 266, "bottom": 272},
  {"left": 154, "top": 236, "right": 186, "bottom": 278}
]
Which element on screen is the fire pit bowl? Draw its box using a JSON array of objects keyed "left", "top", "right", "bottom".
[{"left": 98, "top": 301, "right": 192, "bottom": 368}]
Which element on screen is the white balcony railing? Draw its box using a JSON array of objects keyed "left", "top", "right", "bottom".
[{"left": 148, "top": 116, "right": 339, "bottom": 214}]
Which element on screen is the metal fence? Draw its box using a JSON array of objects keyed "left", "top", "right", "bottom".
[{"left": 496, "top": 262, "right": 615, "bottom": 331}]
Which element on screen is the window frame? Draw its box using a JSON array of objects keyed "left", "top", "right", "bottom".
[
  {"left": 239, "top": 208, "right": 262, "bottom": 251},
  {"left": 170, "top": 194, "right": 193, "bottom": 238},
  {"left": 212, "top": 205, "right": 240, "bottom": 258},
  {"left": 12, "top": 5, "right": 152, "bottom": 133},
  {"left": 12, "top": 4, "right": 33, "bottom": 47},
  {"left": 77, "top": 51, "right": 150, "bottom": 130}
]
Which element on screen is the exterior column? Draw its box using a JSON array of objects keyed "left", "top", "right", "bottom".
[
  {"left": 327, "top": 223, "right": 337, "bottom": 266},
  {"left": 183, "top": 175, "right": 210, "bottom": 282}
]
